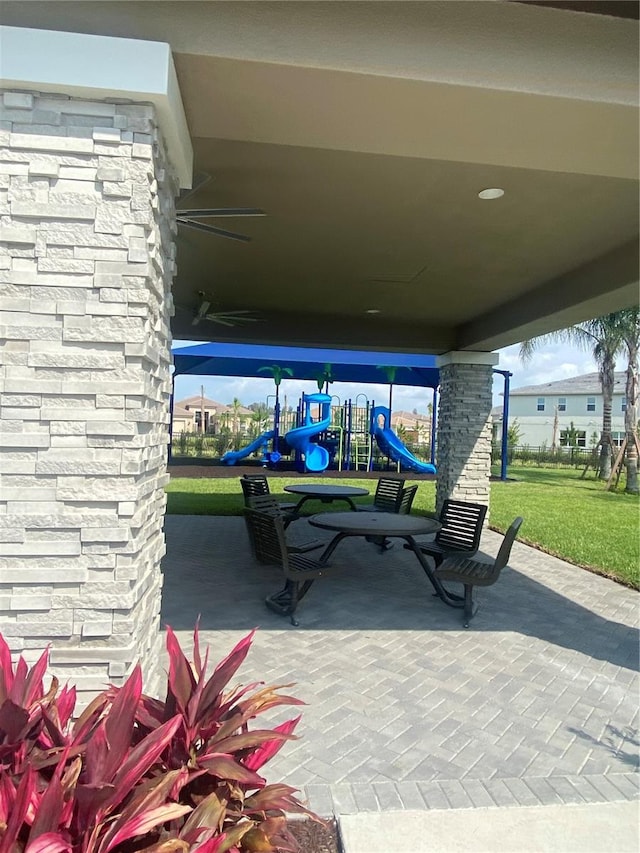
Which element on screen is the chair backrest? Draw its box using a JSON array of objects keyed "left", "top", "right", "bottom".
[
  {"left": 493, "top": 517, "right": 523, "bottom": 574},
  {"left": 373, "top": 477, "right": 405, "bottom": 512},
  {"left": 240, "top": 474, "right": 270, "bottom": 506},
  {"left": 243, "top": 507, "right": 288, "bottom": 566},
  {"left": 398, "top": 484, "right": 418, "bottom": 515},
  {"left": 436, "top": 499, "right": 487, "bottom": 553},
  {"left": 246, "top": 493, "right": 281, "bottom": 514}
]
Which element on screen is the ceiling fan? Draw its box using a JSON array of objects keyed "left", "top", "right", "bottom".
[
  {"left": 189, "top": 290, "right": 261, "bottom": 328},
  {"left": 177, "top": 172, "right": 266, "bottom": 243}
]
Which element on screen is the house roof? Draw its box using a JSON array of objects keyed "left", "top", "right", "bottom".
[
  {"left": 510, "top": 371, "right": 626, "bottom": 396},
  {"left": 391, "top": 411, "right": 431, "bottom": 426},
  {"left": 176, "top": 396, "right": 252, "bottom": 414},
  {"left": 178, "top": 396, "right": 228, "bottom": 410}
]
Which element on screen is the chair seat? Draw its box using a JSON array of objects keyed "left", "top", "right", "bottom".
[
  {"left": 288, "top": 553, "right": 332, "bottom": 579},
  {"left": 288, "top": 538, "right": 326, "bottom": 554},
  {"left": 436, "top": 556, "right": 498, "bottom": 586}
]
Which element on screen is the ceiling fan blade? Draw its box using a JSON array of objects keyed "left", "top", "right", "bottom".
[
  {"left": 191, "top": 299, "right": 211, "bottom": 325},
  {"left": 205, "top": 312, "right": 261, "bottom": 323},
  {"left": 177, "top": 208, "right": 266, "bottom": 218},
  {"left": 177, "top": 217, "right": 251, "bottom": 243},
  {"left": 206, "top": 316, "right": 237, "bottom": 327}
]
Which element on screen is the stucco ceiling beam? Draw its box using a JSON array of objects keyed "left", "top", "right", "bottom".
[{"left": 457, "top": 237, "right": 640, "bottom": 352}]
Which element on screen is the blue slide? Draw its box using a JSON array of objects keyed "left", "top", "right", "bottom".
[
  {"left": 220, "top": 430, "right": 274, "bottom": 465},
  {"left": 371, "top": 406, "right": 436, "bottom": 475},
  {"left": 285, "top": 393, "right": 332, "bottom": 473}
]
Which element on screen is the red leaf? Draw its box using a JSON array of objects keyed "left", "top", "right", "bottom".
[
  {"left": 100, "top": 804, "right": 192, "bottom": 853},
  {"left": 196, "top": 631, "right": 256, "bottom": 722},
  {"left": 25, "top": 833, "right": 72, "bottom": 853},
  {"left": 198, "top": 753, "right": 265, "bottom": 787},
  {"left": 23, "top": 646, "right": 50, "bottom": 707},
  {"left": 0, "top": 766, "right": 35, "bottom": 853},
  {"left": 0, "top": 633, "right": 15, "bottom": 705},
  {"left": 83, "top": 720, "right": 111, "bottom": 786},
  {"left": 165, "top": 626, "right": 196, "bottom": 715},
  {"left": 103, "top": 665, "right": 142, "bottom": 779},
  {"left": 9, "top": 655, "right": 28, "bottom": 705},
  {"left": 0, "top": 698, "right": 30, "bottom": 741},
  {"left": 56, "top": 686, "right": 77, "bottom": 730},
  {"left": 106, "top": 715, "right": 183, "bottom": 811},
  {"left": 0, "top": 774, "right": 16, "bottom": 823},
  {"left": 28, "top": 776, "right": 64, "bottom": 840},
  {"left": 193, "top": 617, "right": 203, "bottom": 678},
  {"left": 209, "top": 729, "right": 297, "bottom": 756},
  {"left": 70, "top": 692, "right": 109, "bottom": 745},
  {"left": 243, "top": 717, "right": 301, "bottom": 772}
]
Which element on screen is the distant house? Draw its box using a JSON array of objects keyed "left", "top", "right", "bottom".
[
  {"left": 172, "top": 396, "right": 253, "bottom": 434},
  {"left": 499, "top": 372, "right": 627, "bottom": 448},
  {"left": 391, "top": 411, "right": 432, "bottom": 445}
]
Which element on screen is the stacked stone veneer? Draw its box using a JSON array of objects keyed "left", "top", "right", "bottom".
[
  {"left": 0, "top": 91, "right": 178, "bottom": 703},
  {"left": 435, "top": 360, "right": 494, "bottom": 515}
]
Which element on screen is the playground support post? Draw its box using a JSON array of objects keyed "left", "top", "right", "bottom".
[
  {"left": 168, "top": 374, "right": 175, "bottom": 463},
  {"left": 430, "top": 387, "right": 438, "bottom": 465},
  {"left": 494, "top": 369, "right": 512, "bottom": 481}
]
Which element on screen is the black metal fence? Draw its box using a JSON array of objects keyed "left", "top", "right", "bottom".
[{"left": 492, "top": 443, "right": 597, "bottom": 469}]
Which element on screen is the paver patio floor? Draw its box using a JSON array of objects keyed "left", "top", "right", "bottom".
[{"left": 160, "top": 514, "right": 639, "bottom": 815}]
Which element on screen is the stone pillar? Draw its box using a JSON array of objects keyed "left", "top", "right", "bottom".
[
  {"left": 0, "top": 90, "right": 179, "bottom": 702},
  {"left": 435, "top": 351, "right": 498, "bottom": 516}
]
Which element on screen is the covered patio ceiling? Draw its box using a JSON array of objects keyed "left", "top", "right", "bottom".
[{"left": 4, "top": 1, "right": 638, "bottom": 354}]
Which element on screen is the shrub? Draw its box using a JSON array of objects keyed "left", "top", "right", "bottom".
[{"left": 0, "top": 625, "right": 318, "bottom": 852}]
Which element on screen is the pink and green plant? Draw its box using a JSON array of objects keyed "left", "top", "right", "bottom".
[{"left": 0, "top": 624, "right": 318, "bottom": 853}]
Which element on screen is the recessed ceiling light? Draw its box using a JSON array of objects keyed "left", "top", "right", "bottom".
[
  {"left": 365, "top": 308, "right": 381, "bottom": 314},
  {"left": 478, "top": 188, "right": 505, "bottom": 200}
]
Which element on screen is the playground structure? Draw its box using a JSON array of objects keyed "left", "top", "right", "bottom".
[
  {"left": 172, "top": 343, "right": 513, "bottom": 479},
  {"left": 221, "top": 392, "right": 437, "bottom": 474}
]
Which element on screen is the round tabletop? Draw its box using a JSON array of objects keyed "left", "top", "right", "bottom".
[
  {"left": 308, "top": 512, "right": 440, "bottom": 536},
  {"left": 284, "top": 484, "right": 369, "bottom": 497}
]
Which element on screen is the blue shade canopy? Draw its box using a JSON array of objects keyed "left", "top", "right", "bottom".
[{"left": 172, "top": 342, "right": 439, "bottom": 388}]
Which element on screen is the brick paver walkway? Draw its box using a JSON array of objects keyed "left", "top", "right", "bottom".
[{"left": 161, "top": 514, "right": 639, "bottom": 815}]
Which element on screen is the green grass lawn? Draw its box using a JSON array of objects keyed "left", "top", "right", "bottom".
[{"left": 165, "top": 468, "right": 639, "bottom": 588}]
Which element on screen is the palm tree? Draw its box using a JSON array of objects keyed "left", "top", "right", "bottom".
[
  {"left": 314, "top": 363, "right": 333, "bottom": 394},
  {"left": 249, "top": 402, "right": 270, "bottom": 438},
  {"left": 230, "top": 397, "right": 242, "bottom": 437},
  {"left": 257, "top": 364, "right": 294, "bottom": 448},
  {"left": 520, "top": 315, "right": 624, "bottom": 479},
  {"left": 376, "top": 365, "right": 399, "bottom": 414},
  {"left": 617, "top": 308, "right": 640, "bottom": 494}
]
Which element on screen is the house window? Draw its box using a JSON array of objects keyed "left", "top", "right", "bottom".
[
  {"left": 586, "top": 397, "right": 596, "bottom": 412},
  {"left": 560, "top": 429, "right": 587, "bottom": 448},
  {"left": 611, "top": 431, "right": 625, "bottom": 447},
  {"left": 194, "top": 411, "right": 210, "bottom": 431},
  {"left": 621, "top": 396, "right": 627, "bottom": 413},
  {"left": 536, "top": 397, "right": 545, "bottom": 412},
  {"left": 558, "top": 397, "right": 566, "bottom": 412}
]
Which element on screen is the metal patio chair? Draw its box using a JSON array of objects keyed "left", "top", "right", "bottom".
[
  {"left": 357, "top": 476, "right": 405, "bottom": 513},
  {"left": 365, "top": 481, "right": 417, "bottom": 552},
  {"left": 413, "top": 499, "right": 488, "bottom": 567},
  {"left": 244, "top": 506, "right": 338, "bottom": 625},
  {"left": 244, "top": 494, "right": 325, "bottom": 554},
  {"left": 239, "top": 474, "right": 298, "bottom": 523},
  {"left": 435, "top": 516, "right": 524, "bottom": 627}
]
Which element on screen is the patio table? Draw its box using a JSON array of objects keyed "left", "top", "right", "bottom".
[
  {"left": 283, "top": 483, "right": 369, "bottom": 513},
  {"left": 308, "top": 511, "right": 465, "bottom": 609}
]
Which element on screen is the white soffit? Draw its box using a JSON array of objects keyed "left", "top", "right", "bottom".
[{"left": 0, "top": 25, "right": 193, "bottom": 187}]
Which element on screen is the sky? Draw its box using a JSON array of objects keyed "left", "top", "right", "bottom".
[{"left": 172, "top": 339, "right": 619, "bottom": 415}]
